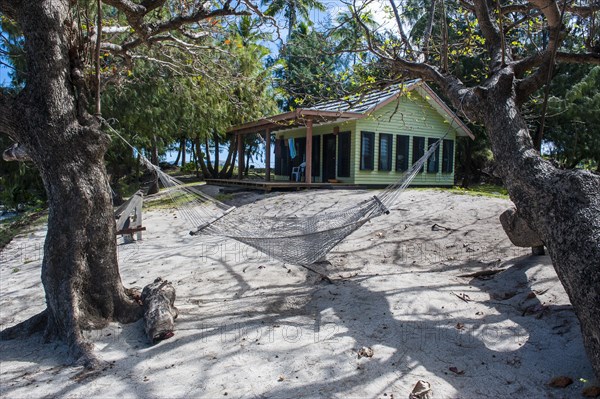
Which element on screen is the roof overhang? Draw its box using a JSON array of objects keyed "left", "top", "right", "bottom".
[
  {"left": 227, "top": 109, "right": 363, "bottom": 136},
  {"left": 414, "top": 83, "right": 475, "bottom": 140},
  {"left": 227, "top": 81, "right": 475, "bottom": 140},
  {"left": 352, "top": 80, "right": 475, "bottom": 140}
]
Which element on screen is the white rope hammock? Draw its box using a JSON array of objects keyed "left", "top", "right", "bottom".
[{"left": 104, "top": 120, "right": 444, "bottom": 266}]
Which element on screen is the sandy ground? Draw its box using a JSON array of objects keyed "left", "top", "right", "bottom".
[{"left": 0, "top": 187, "right": 597, "bottom": 398}]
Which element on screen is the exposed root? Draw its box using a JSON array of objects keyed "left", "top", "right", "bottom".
[
  {"left": 115, "top": 292, "right": 144, "bottom": 324},
  {"left": 0, "top": 309, "right": 48, "bottom": 340},
  {"left": 70, "top": 338, "right": 102, "bottom": 370}
]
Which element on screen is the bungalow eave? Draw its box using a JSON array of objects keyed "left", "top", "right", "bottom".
[{"left": 227, "top": 109, "right": 364, "bottom": 136}]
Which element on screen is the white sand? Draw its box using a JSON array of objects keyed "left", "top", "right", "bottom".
[{"left": 0, "top": 188, "right": 596, "bottom": 398}]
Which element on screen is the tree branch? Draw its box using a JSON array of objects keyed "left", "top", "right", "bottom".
[
  {"left": 102, "top": 25, "right": 131, "bottom": 34},
  {"left": 502, "top": 2, "right": 599, "bottom": 16},
  {"left": 352, "top": 0, "right": 395, "bottom": 62},
  {"left": 0, "top": 0, "right": 19, "bottom": 20},
  {"left": 101, "top": 1, "right": 251, "bottom": 55},
  {"left": 515, "top": 53, "right": 553, "bottom": 104},
  {"left": 102, "top": 0, "right": 146, "bottom": 15},
  {"left": 389, "top": 0, "right": 415, "bottom": 57},
  {"left": 471, "top": 0, "right": 507, "bottom": 70},
  {"left": 527, "top": 0, "right": 562, "bottom": 55},
  {"left": 422, "top": 0, "right": 437, "bottom": 60},
  {"left": 458, "top": 0, "right": 475, "bottom": 11},
  {"left": 140, "top": 0, "right": 167, "bottom": 13},
  {"left": 501, "top": 4, "right": 531, "bottom": 14},
  {"left": 556, "top": 51, "right": 600, "bottom": 64},
  {"left": 513, "top": 44, "right": 599, "bottom": 101},
  {"left": 153, "top": 8, "right": 251, "bottom": 36}
]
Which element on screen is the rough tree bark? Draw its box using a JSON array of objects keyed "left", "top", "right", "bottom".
[
  {"left": 362, "top": 0, "right": 600, "bottom": 378},
  {"left": 1, "top": 0, "right": 251, "bottom": 367},
  {"left": 411, "top": 46, "right": 600, "bottom": 382},
  {"left": 0, "top": 1, "right": 141, "bottom": 366},
  {"left": 475, "top": 73, "right": 600, "bottom": 377}
]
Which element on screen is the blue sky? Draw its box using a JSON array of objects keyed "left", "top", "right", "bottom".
[{"left": 0, "top": 68, "right": 10, "bottom": 86}]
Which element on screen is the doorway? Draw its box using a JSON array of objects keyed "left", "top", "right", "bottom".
[{"left": 322, "top": 134, "right": 336, "bottom": 181}]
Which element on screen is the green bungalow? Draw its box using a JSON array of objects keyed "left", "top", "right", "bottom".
[{"left": 226, "top": 80, "right": 474, "bottom": 187}]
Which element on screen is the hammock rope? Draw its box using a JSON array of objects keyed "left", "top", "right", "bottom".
[{"left": 103, "top": 119, "right": 445, "bottom": 266}]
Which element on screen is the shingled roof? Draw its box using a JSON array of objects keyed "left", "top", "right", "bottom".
[
  {"left": 228, "top": 80, "right": 474, "bottom": 139},
  {"left": 307, "top": 80, "right": 420, "bottom": 114}
]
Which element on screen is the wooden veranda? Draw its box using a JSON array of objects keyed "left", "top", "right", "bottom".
[
  {"left": 227, "top": 109, "right": 362, "bottom": 184},
  {"left": 205, "top": 179, "right": 358, "bottom": 193}
]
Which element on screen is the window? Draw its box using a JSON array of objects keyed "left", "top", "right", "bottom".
[
  {"left": 442, "top": 139, "right": 454, "bottom": 173},
  {"left": 427, "top": 137, "right": 440, "bottom": 173},
  {"left": 379, "top": 133, "right": 393, "bottom": 171},
  {"left": 360, "top": 131, "right": 375, "bottom": 170},
  {"left": 396, "top": 135, "right": 409, "bottom": 172},
  {"left": 412, "top": 136, "right": 425, "bottom": 172},
  {"left": 337, "top": 131, "right": 351, "bottom": 177}
]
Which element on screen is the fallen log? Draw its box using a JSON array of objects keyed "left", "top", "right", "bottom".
[{"left": 141, "top": 278, "right": 178, "bottom": 344}]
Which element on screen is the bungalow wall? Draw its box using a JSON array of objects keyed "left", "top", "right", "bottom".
[
  {"left": 354, "top": 94, "right": 457, "bottom": 186},
  {"left": 273, "top": 93, "right": 458, "bottom": 186}
]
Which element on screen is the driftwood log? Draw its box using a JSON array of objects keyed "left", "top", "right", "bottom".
[{"left": 141, "top": 278, "right": 178, "bottom": 344}]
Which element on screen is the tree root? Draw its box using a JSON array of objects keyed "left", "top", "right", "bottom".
[
  {"left": 1, "top": 309, "right": 102, "bottom": 369},
  {"left": 69, "top": 336, "right": 102, "bottom": 370},
  {"left": 0, "top": 309, "right": 48, "bottom": 340}
]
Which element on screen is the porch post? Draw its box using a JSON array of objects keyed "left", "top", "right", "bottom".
[
  {"left": 306, "top": 119, "right": 313, "bottom": 184},
  {"left": 265, "top": 128, "right": 271, "bottom": 182},
  {"left": 237, "top": 133, "right": 244, "bottom": 180}
]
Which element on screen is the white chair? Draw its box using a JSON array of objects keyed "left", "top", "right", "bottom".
[
  {"left": 291, "top": 162, "right": 306, "bottom": 182},
  {"left": 291, "top": 166, "right": 301, "bottom": 181}
]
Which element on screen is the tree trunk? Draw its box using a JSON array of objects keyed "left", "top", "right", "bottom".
[
  {"left": 478, "top": 74, "right": 600, "bottom": 378},
  {"left": 219, "top": 136, "right": 237, "bottom": 178},
  {"left": 214, "top": 131, "right": 220, "bottom": 176},
  {"left": 181, "top": 137, "right": 186, "bottom": 167},
  {"left": 190, "top": 139, "right": 201, "bottom": 178},
  {"left": 173, "top": 138, "right": 182, "bottom": 166},
  {"left": 0, "top": 0, "right": 141, "bottom": 367},
  {"left": 147, "top": 135, "right": 160, "bottom": 195},
  {"left": 204, "top": 136, "right": 216, "bottom": 176},
  {"left": 245, "top": 148, "right": 251, "bottom": 176},
  {"left": 196, "top": 148, "right": 212, "bottom": 178}
]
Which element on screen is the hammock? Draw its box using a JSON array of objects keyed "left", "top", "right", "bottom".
[{"left": 105, "top": 121, "right": 443, "bottom": 267}]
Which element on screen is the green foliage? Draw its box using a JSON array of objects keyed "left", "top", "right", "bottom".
[
  {"left": 447, "top": 184, "right": 509, "bottom": 198},
  {"left": 101, "top": 16, "right": 277, "bottom": 181},
  {"left": 262, "top": 0, "right": 326, "bottom": 39},
  {"left": 180, "top": 161, "right": 198, "bottom": 174},
  {"left": 272, "top": 23, "right": 349, "bottom": 110},
  {"left": 0, "top": 138, "right": 46, "bottom": 210},
  {"left": 0, "top": 209, "right": 47, "bottom": 250},
  {"left": 544, "top": 66, "right": 600, "bottom": 169}
]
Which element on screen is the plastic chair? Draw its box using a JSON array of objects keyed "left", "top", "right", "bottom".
[{"left": 291, "top": 166, "right": 301, "bottom": 181}]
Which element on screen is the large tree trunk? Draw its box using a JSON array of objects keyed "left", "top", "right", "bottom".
[
  {"left": 0, "top": 0, "right": 141, "bottom": 367},
  {"left": 478, "top": 72, "right": 600, "bottom": 377}
]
